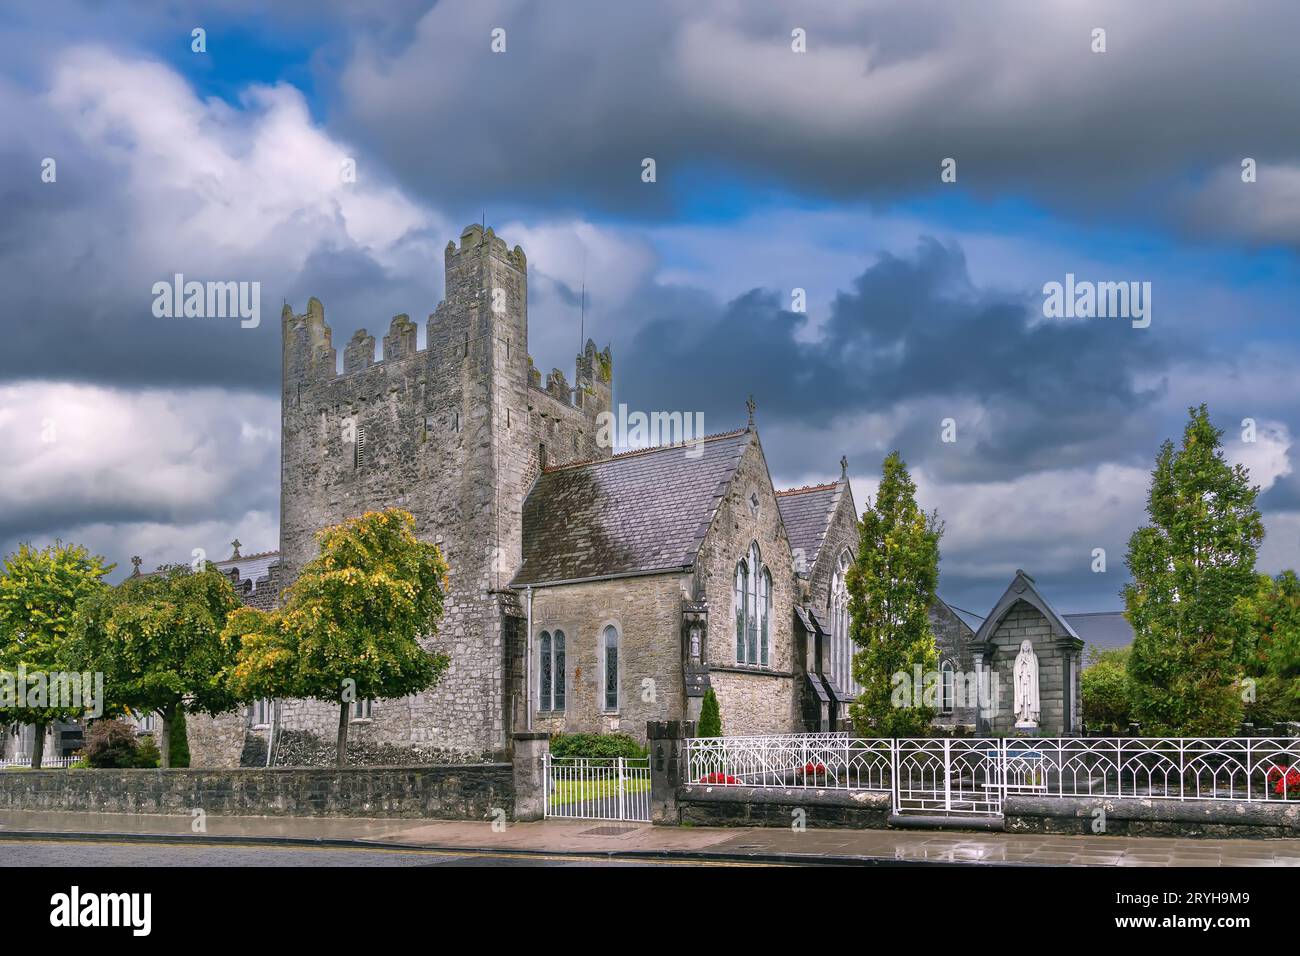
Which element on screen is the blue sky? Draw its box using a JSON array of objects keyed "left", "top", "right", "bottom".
[{"left": 2, "top": 0, "right": 1299, "bottom": 614}]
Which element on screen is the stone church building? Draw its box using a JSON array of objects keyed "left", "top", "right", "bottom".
[
  {"left": 180, "top": 223, "right": 877, "bottom": 765},
  {"left": 169, "top": 224, "right": 1108, "bottom": 768}
]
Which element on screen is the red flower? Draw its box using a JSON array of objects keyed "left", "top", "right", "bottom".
[
  {"left": 1266, "top": 765, "right": 1300, "bottom": 795},
  {"left": 699, "top": 772, "right": 738, "bottom": 784}
]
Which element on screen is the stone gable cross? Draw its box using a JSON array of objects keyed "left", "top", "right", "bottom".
[{"left": 230, "top": 539, "right": 242, "bottom": 560}]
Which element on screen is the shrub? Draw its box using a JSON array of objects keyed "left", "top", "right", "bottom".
[
  {"left": 84, "top": 719, "right": 140, "bottom": 768},
  {"left": 1244, "top": 673, "right": 1300, "bottom": 726},
  {"left": 1082, "top": 647, "right": 1135, "bottom": 734},
  {"left": 549, "top": 732, "right": 646, "bottom": 759},
  {"left": 134, "top": 735, "right": 161, "bottom": 768},
  {"left": 169, "top": 709, "right": 190, "bottom": 768},
  {"left": 698, "top": 687, "right": 722, "bottom": 737}
]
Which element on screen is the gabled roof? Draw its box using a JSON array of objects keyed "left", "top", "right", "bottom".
[
  {"left": 974, "top": 569, "right": 1083, "bottom": 648},
  {"left": 1064, "top": 611, "right": 1134, "bottom": 655},
  {"left": 512, "top": 429, "right": 751, "bottom": 588},
  {"left": 775, "top": 480, "right": 844, "bottom": 574}
]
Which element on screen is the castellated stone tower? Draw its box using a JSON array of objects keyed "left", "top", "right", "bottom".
[{"left": 278, "top": 224, "right": 613, "bottom": 752}]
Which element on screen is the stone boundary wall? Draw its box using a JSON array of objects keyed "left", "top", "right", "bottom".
[
  {"left": 676, "top": 786, "right": 1300, "bottom": 838},
  {"left": 1004, "top": 795, "right": 1300, "bottom": 839},
  {"left": 0, "top": 765, "right": 513, "bottom": 820},
  {"left": 677, "top": 785, "right": 891, "bottom": 829}
]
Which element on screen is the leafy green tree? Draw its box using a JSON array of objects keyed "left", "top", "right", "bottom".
[
  {"left": 1081, "top": 647, "right": 1135, "bottom": 734},
  {"left": 1124, "top": 405, "right": 1263, "bottom": 735},
  {"left": 1236, "top": 571, "right": 1300, "bottom": 724},
  {"left": 226, "top": 509, "right": 450, "bottom": 766},
  {"left": 698, "top": 687, "right": 722, "bottom": 737},
  {"left": 847, "top": 452, "right": 943, "bottom": 737},
  {"left": 72, "top": 564, "right": 242, "bottom": 767},
  {"left": 0, "top": 542, "right": 112, "bottom": 767}
]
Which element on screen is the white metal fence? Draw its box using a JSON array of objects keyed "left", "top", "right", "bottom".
[
  {"left": 543, "top": 754, "right": 651, "bottom": 822},
  {"left": 686, "top": 732, "right": 893, "bottom": 791},
  {"left": 684, "top": 734, "right": 1300, "bottom": 817},
  {"left": 0, "top": 754, "right": 76, "bottom": 769}
]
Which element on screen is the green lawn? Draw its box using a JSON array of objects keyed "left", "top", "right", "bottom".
[{"left": 550, "top": 776, "right": 651, "bottom": 806}]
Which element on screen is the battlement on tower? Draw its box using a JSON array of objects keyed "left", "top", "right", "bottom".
[{"left": 444, "top": 222, "right": 527, "bottom": 272}]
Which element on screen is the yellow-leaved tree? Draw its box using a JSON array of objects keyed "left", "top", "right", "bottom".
[{"left": 224, "top": 509, "right": 450, "bottom": 766}]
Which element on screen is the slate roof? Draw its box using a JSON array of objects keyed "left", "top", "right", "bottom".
[
  {"left": 215, "top": 551, "right": 280, "bottom": 593},
  {"left": 134, "top": 549, "right": 280, "bottom": 592},
  {"left": 1064, "top": 611, "right": 1134, "bottom": 657},
  {"left": 775, "top": 481, "right": 841, "bottom": 574},
  {"left": 512, "top": 430, "right": 752, "bottom": 587}
]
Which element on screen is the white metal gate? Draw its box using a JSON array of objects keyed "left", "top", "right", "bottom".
[
  {"left": 892, "top": 738, "right": 1005, "bottom": 817},
  {"left": 543, "top": 754, "right": 651, "bottom": 822}
]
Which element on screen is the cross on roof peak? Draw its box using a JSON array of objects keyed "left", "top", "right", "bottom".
[{"left": 230, "top": 539, "right": 242, "bottom": 559}]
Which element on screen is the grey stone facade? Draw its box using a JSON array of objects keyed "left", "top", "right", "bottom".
[
  {"left": 693, "top": 433, "right": 799, "bottom": 736},
  {"left": 974, "top": 570, "right": 1084, "bottom": 736},
  {"left": 528, "top": 573, "right": 689, "bottom": 739},
  {"left": 929, "top": 599, "right": 980, "bottom": 730},
  {"left": 222, "top": 224, "right": 612, "bottom": 761}
]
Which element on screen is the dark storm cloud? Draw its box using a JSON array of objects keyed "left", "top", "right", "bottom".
[
  {"left": 0, "top": 60, "right": 440, "bottom": 391},
  {"left": 619, "top": 237, "right": 1187, "bottom": 481},
  {"left": 336, "top": 0, "right": 1300, "bottom": 235}
]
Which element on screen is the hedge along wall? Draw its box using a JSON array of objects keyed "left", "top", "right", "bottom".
[{"left": 0, "top": 764, "right": 514, "bottom": 820}]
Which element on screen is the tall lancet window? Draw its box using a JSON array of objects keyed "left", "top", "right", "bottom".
[
  {"left": 539, "top": 630, "right": 566, "bottom": 712},
  {"left": 734, "top": 542, "right": 771, "bottom": 666},
  {"left": 602, "top": 625, "right": 620, "bottom": 712}
]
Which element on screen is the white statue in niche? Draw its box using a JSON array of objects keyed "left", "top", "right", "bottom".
[{"left": 1013, "top": 639, "right": 1040, "bottom": 729}]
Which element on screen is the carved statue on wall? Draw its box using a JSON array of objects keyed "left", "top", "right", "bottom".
[{"left": 1013, "top": 639, "right": 1040, "bottom": 729}]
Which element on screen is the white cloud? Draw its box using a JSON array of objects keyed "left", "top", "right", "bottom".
[
  {"left": 0, "top": 381, "right": 279, "bottom": 579},
  {"left": 45, "top": 46, "right": 438, "bottom": 276}
]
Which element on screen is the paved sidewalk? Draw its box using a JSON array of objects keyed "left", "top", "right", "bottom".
[{"left": 2, "top": 810, "right": 1299, "bottom": 865}]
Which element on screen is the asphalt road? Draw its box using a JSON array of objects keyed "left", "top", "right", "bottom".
[{"left": 0, "top": 838, "right": 746, "bottom": 867}]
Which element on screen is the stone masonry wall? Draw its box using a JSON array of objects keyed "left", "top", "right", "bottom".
[
  {"left": 0, "top": 765, "right": 513, "bottom": 819},
  {"left": 929, "top": 601, "right": 980, "bottom": 728},
  {"left": 694, "top": 432, "right": 798, "bottom": 735},
  {"left": 530, "top": 573, "right": 688, "bottom": 742}
]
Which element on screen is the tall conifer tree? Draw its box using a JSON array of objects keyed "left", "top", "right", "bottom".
[
  {"left": 848, "top": 452, "right": 943, "bottom": 736},
  {"left": 1124, "top": 405, "right": 1263, "bottom": 735}
]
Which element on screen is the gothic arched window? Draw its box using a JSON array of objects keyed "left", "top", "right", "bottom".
[
  {"left": 734, "top": 543, "right": 771, "bottom": 666},
  {"left": 539, "top": 630, "right": 566, "bottom": 712},
  {"left": 941, "top": 659, "right": 955, "bottom": 713}
]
